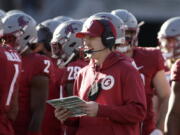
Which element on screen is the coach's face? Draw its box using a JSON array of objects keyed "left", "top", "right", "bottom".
[{"left": 83, "top": 35, "right": 105, "bottom": 60}]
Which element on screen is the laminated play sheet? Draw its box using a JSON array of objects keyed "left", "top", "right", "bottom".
[{"left": 46, "top": 96, "right": 86, "bottom": 117}]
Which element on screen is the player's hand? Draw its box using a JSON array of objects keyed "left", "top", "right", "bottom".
[
  {"left": 54, "top": 107, "right": 72, "bottom": 123},
  {"left": 80, "top": 101, "right": 99, "bottom": 117},
  {"left": 150, "top": 129, "right": 163, "bottom": 135}
]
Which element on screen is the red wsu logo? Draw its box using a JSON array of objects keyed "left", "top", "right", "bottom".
[
  {"left": 65, "top": 23, "right": 79, "bottom": 35},
  {"left": 18, "top": 16, "right": 29, "bottom": 27}
]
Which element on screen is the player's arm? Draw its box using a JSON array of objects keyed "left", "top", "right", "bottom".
[
  {"left": 28, "top": 75, "right": 49, "bottom": 134},
  {"left": 152, "top": 70, "right": 171, "bottom": 132},
  {"left": 167, "top": 81, "right": 180, "bottom": 135}
]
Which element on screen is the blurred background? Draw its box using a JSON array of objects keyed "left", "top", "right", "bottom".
[{"left": 0, "top": 0, "right": 180, "bottom": 47}]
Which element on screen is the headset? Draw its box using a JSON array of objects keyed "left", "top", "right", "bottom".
[
  {"left": 83, "top": 19, "right": 116, "bottom": 54},
  {"left": 98, "top": 19, "right": 116, "bottom": 49}
]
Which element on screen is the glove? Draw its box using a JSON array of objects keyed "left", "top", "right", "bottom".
[{"left": 150, "top": 129, "right": 163, "bottom": 135}]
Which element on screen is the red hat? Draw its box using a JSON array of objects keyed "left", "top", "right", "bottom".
[{"left": 76, "top": 18, "right": 117, "bottom": 38}]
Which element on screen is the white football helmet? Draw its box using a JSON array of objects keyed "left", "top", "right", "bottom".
[
  {"left": 79, "top": 17, "right": 88, "bottom": 23},
  {"left": 51, "top": 20, "right": 83, "bottom": 66},
  {"left": 35, "top": 19, "right": 60, "bottom": 52},
  {"left": 158, "top": 17, "right": 180, "bottom": 60},
  {"left": 111, "top": 9, "right": 138, "bottom": 30},
  {"left": 6, "top": 9, "right": 25, "bottom": 16},
  {"left": 40, "top": 19, "right": 60, "bottom": 33},
  {"left": 88, "top": 12, "right": 125, "bottom": 45},
  {"left": 2, "top": 13, "right": 37, "bottom": 54},
  {"left": 0, "top": 9, "right": 5, "bottom": 18},
  {"left": 111, "top": 9, "right": 141, "bottom": 47},
  {"left": 53, "top": 16, "right": 73, "bottom": 24}
]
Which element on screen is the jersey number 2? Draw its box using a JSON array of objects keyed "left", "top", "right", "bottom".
[{"left": 44, "top": 60, "right": 50, "bottom": 73}]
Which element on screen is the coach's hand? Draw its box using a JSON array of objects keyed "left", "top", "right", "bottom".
[
  {"left": 80, "top": 101, "right": 99, "bottom": 117},
  {"left": 54, "top": 107, "right": 72, "bottom": 122}
]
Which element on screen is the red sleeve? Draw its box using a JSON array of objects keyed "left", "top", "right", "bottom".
[
  {"left": 171, "top": 60, "right": 180, "bottom": 81},
  {"left": 97, "top": 65, "right": 147, "bottom": 124},
  {"left": 155, "top": 49, "right": 165, "bottom": 71}
]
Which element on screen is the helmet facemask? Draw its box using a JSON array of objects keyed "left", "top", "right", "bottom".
[
  {"left": 115, "top": 28, "right": 138, "bottom": 54},
  {"left": 51, "top": 41, "right": 67, "bottom": 60},
  {"left": 159, "top": 36, "right": 180, "bottom": 60},
  {"left": 51, "top": 20, "right": 83, "bottom": 67},
  {"left": 2, "top": 29, "right": 25, "bottom": 50},
  {"left": 2, "top": 13, "right": 37, "bottom": 54}
]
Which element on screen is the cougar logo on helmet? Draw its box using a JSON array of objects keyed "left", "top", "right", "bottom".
[
  {"left": 51, "top": 20, "right": 83, "bottom": 66},
  {"left": 2, "top": 13, "right": 37, "bottom": 54},
  {"left": 18, "top": 16, "right": 29, "bottom": 28},
  {"left": 65, "top": 23, "right": 77, "bottom": 35}
]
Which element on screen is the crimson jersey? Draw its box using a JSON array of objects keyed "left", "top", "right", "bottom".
[
  {"left": 65, "top": 59, "right": 88, "bottom": 84},
  {"left": 114, "top": 51, "right": 134, "bottom": 63},
  {"left": 132, "top": 47, "right": 165, "bottom": 135},
  {"left": 171, "top": 59, "right": 180, "bottom": 81},
  {"left": 42, "top": 58, "right": 88, "bottom": 135},
  {"left": 42, "top": 63, "right": 66, "bottom": 135},
  {"left": 55, "top": 59, "right": 89, "bottom": 98},
  {"left": 13, "top": 53, "right": 54, "bottom": 135},
  {"left": 70, "top": 52, "right": 146, "bottom": 135},
  {"left": 0, "top": 45, "right": 21, "bottom": 135}
]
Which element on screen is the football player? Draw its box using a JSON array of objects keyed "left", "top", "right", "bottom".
[
  {"left": 0, "top": 19, "right": 22, "bottom": 135},
  {"left": 43, "top": 20, "right": 88, "bottom": 135},
  {"left": 168, "top": 59, "right": 180, "bottom": 135},
  {"left": 35, "top": 18, "right": 71, "bottom": 135},
  {"left": 158, "top": 17, "right": 180, "bottom": 72},
  {"left": 34, "top": 16, "right": 72, "bottom": 61},
  {"left": 34, "top": 19, "right": 61, "bottom": 57},
  {"left": 111, "top": 9, "right": 171, "bottom": 135},
  {"left": 1, "top": 12, "right": 54, "bottom": 135},
  {"left": 158, "top": 17, "right": 180, "bottom": 135}
]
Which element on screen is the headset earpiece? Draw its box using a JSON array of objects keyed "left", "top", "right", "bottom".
[{"left": 98, "top": 19, "right": 115, "bottom": 49}]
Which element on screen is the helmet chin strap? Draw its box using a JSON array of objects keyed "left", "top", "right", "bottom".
[
  {"left": 61, "top": 52, "right": 76, "bottom": 67},
  {"left": 116, "top": 45, "right": 131, "bottom": 53},
  {"left": 51, "top": 53, "right": 58, "bottom": 59},
  {"left": 162, "top": 51, "right": 173, "bottom": 60},
  {"left": 18, "top": 45, "right": 29, "bottom": 55},
  {"left": 57, "top": 52, "right": 76, "bottom": 67}
]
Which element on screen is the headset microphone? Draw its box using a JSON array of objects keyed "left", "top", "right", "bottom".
[{"left": 84, "top": 48, "right": 106, "bottom": 54}]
